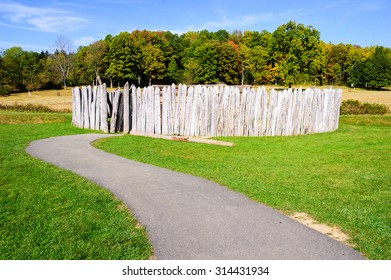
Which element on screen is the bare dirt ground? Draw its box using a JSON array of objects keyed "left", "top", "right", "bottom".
[
  {"left": 289, "top": 212, "right": 352, "bottom": 246},
  {"left": 1, "top": 86, "right": 390, "bottom": 112}
]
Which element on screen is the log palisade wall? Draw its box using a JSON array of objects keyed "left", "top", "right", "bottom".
[{"left": 72, "top": 83, "right": 342, "bottom": 137}]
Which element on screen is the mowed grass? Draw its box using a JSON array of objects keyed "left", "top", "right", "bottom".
[
  {"left": 0, "top": 111, "right": 70, "bottom": 124},
  {"left": 0, "top": 111, "right": 152, "bottom": 259},
  {"left": 95, "top": 115, "right": 391, "bottom": 259}
]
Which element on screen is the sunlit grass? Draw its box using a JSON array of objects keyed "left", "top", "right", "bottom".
[
  {"left": 95, "top": 116, "right": 391, "bottom": 259},
  {"left": 0, "top": 111, "right": 152, "bottom": 259}
]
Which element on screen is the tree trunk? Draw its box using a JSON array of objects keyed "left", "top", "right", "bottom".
[{"left": 241, "top": 68, "right": 244, "bottom": 86}]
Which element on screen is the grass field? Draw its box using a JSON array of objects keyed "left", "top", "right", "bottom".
[
  {"left": 0, "top": 111, "right": 153, "bottom": 259},
  {"left": 94, "top": 116, "right": 391, "bottom": 260},
  {"left": 1, "top": 88, "right": 390, "bottom": 260}
]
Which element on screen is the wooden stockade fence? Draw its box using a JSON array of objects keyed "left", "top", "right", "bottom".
[{"left": 72, "top": 83, "right": 342, "bottom": 137}]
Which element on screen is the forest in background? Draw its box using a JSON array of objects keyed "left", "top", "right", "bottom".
[{"left": 1, "top": 21, "right": 391, "bottom": 95}]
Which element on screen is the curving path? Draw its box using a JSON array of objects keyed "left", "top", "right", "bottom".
[{"left": 27, "top": 134, "right": 365, "bottom": 260}]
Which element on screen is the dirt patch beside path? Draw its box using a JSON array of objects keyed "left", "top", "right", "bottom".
[{"left": 290, "top": 212, "right": 352, "bottom": 246}]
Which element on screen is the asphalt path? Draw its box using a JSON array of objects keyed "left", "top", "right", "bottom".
[{"left": 26, "top": 134, "right": 365, "bottom": 260}]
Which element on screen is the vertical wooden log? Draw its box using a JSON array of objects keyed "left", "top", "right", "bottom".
[
  {"left": 268, "top": 89, "right": 277, "bottom": 136},
  {"left": 161, "top": 87, "right": 168, "bottom": 135},
  {"left": 179, "top": 84, "right": 187, "bottom": 135},
  {"left": 72, "top": 87, "right": 79, "bottom": 127},
  {"left": 141, "top": 87, "right": 148, "bottom": 133},
  {"left": 221, "top": 86, "right": 229, "bottom": 136},
  {"left": 247, "top": 88, "right": 255, "bottom": 136},
  {"left": 192, "top": 85, "right": 201, "bottom": 136},
  {"left": 89, "top": 86, "right": 96, "bottom": 130},
  {"left": 184, "top": 86, "right": 194, "bottom": 136},
  {"left": 213, "top": 86, "right": 219, "bottom": 136},
  {"left": 154, "top": 87, "right": 161, "bottom": 134},
  {"left": 203, "top": 86, "right": 208, "bottom": 136},
  {"left": 167, "top": 86, "right": 173, "bottom": 135},
  {"left": 207, "top": 86, "right": 214, "bottom": 136},
  {"left": 87, "top": 85, "right": 93, "bottom": 129},
  {"left": 238, "top": 88, "right": 246, "bottom": 136},
  {"left": 233, "top": 87, "right": 240, "bottom": 136},
  {"left": 150, "top": 86, "right": 156, "bottom": 134},
  {"left": 95, "top": 86, "right": 101, "bottom": 131},
  {"left": 101, "top": 84, "right": 109, "bottom": 133},
  {"left": 136, "top": 87, "right": 142, "bottom": 132},
  {"left": 195, "top": 85, "right": 201, "bottom": 136},
  {"left": 227, "top": 87, "right": 235, "bottom": 136},
  {"left": 291, "top": 89, "right": 299, "bottom": 135},
  {"left": 131, "top": 85, "right": 137, "bottom": 132},
  {"left": 252, "top": 87, "right": 260, "bottom": 136},
  {"left": 145, "top": 87, "right": 151, "bottom": 134},
  {"left": 110, "top": 88, "right": 120, "bottom": 133},
  {"left": 123, "top": 82, "right": 130, "bottom": 134},
  {"left": 259, "top": 87, "right": 266, "bottom": 136},
  {"left": 173, "top": 84, "right": 181, "bottom": 135},
  {"left": 81, "top": 86, "right": 88, "bottom": 129}
]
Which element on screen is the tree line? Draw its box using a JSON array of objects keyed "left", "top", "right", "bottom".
[{"left": 1, "top": 21, "right": 391, "bottom": 95}]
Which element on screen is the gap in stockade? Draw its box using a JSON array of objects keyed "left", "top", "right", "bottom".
[{"left": 72, "top": 83, "right": 342, "bottom": 137}]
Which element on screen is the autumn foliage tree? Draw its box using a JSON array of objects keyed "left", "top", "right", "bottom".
[{"left": 1, "top": 21, "right": 390, "bottom": 92}]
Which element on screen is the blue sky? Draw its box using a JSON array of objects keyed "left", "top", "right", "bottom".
[{"left": 0, "top": 0, "right": 390, "bottom": 52}]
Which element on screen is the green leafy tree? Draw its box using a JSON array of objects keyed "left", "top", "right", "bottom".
[
  {"left": 77, "top": 40, "right": 108, "bottom": 85},
  {"left": 21, "top": 51, "right": 46, "bottom": 91},
  {"left": 349, "top": 47, "right": 391, "bottom": 88},
  {"left": 2, "top": 47, "right": 25, "bottom": 91},
  {"left": 193, "top": 42, "right": 219, "bottom": 84},
  {"left": 167, "top": 56, "right": 180, "bottom": 83},
  {"left": 268, "top": 21, "right": 323, "bottom": 86},
  {"left": 239, "top": 43, "right": 252, "bottom": 85},
  {"left": 212, "top": 29, "right": 230, "bottom": 42},
  {"left": 0, "top": 49, "right": 11, "bottom": 95},
  {"left": 217, "top": 41, "right": 240, "bottom": 84},
  {"left": 105, "top": 32, "right": 139, "bottom": 85},
  {"left": 249, "top": 46, "right": 269, "bottom": 84},
  {"left": 183, "top": 58, "right": 201, "bottom": 84},
  {"left": 142, "top": 44, "right": 166, "bottom": 85}
]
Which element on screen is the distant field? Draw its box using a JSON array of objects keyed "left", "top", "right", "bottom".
[
  {"left": 0, "top": 89, "right": 73, "bottom": 111},
  {"left": 1, "top": 86, "right": 390, "bottom": 112},
  {"left": 340, "top": 87, "right": 391, "bottom": 108}
]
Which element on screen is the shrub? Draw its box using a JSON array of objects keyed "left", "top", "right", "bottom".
[{"left": 340, "top": 99, "right": 389, "bottom": 115}]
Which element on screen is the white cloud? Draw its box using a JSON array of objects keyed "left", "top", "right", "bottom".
[
  {"left": 200, "top": 14, "right": 273, "bottom": 30},
  {"left": 74, "top": 35, "right": 97, "bottom": 47},
  {"left": 0, "top": 40, "right": 47, "bottom": 51},
  {"left": 0, "top": 1, "right": 89, "bottom": 33},
  {"left": 167, "top": 9, "right": 309, "bottom": 34},
  {"left": 167, "top": 13, "right": 273, "bottom": 34}
]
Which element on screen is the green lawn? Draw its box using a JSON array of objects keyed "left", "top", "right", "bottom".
[
  {"left": 1, "top": 110, "right": 390, "bottom": 260},
  {"left": 0, "top": 111, "right": 152, "bottom": 259},
  {"left": 95, "top": 115, "right": 391, "bottom": 260}
]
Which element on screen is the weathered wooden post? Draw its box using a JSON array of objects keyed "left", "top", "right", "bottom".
[
  {"left": 131, "top": 84, "right": 137, "bottom": 132},
  {"left": 123, "top": 82, "right": 130, "bottom": 134},
  {"left": 110, "top": 88, "right": 121, "bottom": 133},
  {"left": 100, "top": 84, "right": 109, "bottom": 133}
]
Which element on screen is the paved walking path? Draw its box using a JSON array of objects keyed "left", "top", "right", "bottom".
[{"left": 27, "top": 134, "right": 365, "bottom": 260}]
